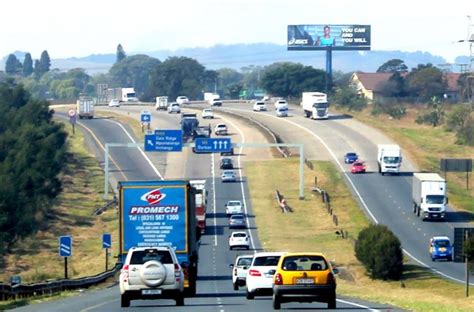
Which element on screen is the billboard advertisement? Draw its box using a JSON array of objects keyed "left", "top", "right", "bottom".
[
  {"left": 119, "top": 181, "right": 188, "bottom": 255},
  {"left": 288, "top": 25, "right": 371, "bottom": 51}
]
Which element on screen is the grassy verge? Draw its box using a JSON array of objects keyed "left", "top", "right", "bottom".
[
  {"left": 245, "top": 158, "right": 474, "bottom": 311},
  {"left": 336, "top": 107, "right": 473, "bottom": 215}
]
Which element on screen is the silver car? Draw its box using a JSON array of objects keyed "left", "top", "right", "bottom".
[
  {"left": 229, "top": 214, "right": 246, "bottom": 229},
  {"left": 221, "top": 170, "right": 236, "bottom": 182}
]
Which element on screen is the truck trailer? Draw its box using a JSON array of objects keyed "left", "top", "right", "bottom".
[
  {"left": 107, "top": 88, "right": 139, "bottom": 102},
  {"left": 300, "top": 92, "right": 329, "bottom": 119},
  {"left": 76, "top": 96, "right": 94, "bottom": 119},
  {"left": 377, "top": 144, "right": 402, "bottom": 175},
  {"left": 204, "top": 92, "right": 220, "bottom": 104},
  {"left": 155, "top": 96, "right": 168, "bottom": 110},
  {"left": 189, "top": 180, "right": 207, "bottom": 234},
  {"left": 118, "top": 180, "right": 199, "bottom": 296},
  {"left": 412, "top": 173, "right": 448, "bottom": 220}
]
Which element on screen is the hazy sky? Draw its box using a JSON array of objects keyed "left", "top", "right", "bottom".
[{"left": 1, "top": 0, "right": 473, "bottom": 62}]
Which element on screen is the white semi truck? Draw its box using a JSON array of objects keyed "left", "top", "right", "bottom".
[
  {"left": 107, "top": 88, "right": 138, "bottom": 102},
  {"left": 204, "top": 92, "right": 220, "bottom": 104},
  {"left": 377, "top": 144, "right": 402, "bottom": 175},
  {"left": 76, "top": 96, "right": 94, "bottom": 119},
  {"left": 155, "top": 96, "right": 168, "bottom": 110},
  {"left": 300, "top": 92, "right": 329, "bottom": 119},
  {"left": 412, "top": 173, "right": 448, "bottom": 220}
]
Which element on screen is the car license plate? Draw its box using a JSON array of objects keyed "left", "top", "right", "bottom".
[
  {"left": 295, "top": 278, "right": 314, "bottom": 284},
  {"left": 142, "top": 289, "right": 162, "bottom": 295},
  {"left": 432, "top": 214, "right": 439, "bottom": 218}
]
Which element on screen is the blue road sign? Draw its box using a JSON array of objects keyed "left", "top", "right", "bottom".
[
  {"left": 59, "top": 235, "right": 72, "bottom": 257},
  {"left": 195, "top": 138, "right": 232, "bottom": 153},
  {"left": 102, "top": 233, "right": 112, "bottom": 249},
  {"left": 144, "top": 130, "right": 183, "bottom": 152},
  {"left": 141, "top": 113, "right": 151, "bottom": 123}
]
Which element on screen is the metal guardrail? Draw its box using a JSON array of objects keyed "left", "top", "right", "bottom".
[{"left": 0, "top": 263, "right": 121, "bottom": 301}]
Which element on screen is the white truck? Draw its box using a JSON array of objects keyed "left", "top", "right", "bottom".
[
  {"left": 204, "top": 92, "right": 220, "bottom": 104},
  {"left": 155, "top": 96, "right": 168, "bottom": 110},
  {"left": 107, "top": 88, "right": 138, "bottom": 102},
  {"left": 76, "top": 97, "right": 94, "bottom": 119},
  {"left": 412, "top": 173, "right": 448, "bottom": 220},
  {"left": 377, "top": 144, "right": 402, "bottom": 175},
  {"left": 189, "top": 180, "right": 207, "bottom": 234},
  {"left": 300, "top": 92, "right": 329, "bottom": 119}
]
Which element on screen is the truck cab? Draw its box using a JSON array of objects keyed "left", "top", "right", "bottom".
[{"left": 377, "top": 144, "right": 402, "bottom": 175}]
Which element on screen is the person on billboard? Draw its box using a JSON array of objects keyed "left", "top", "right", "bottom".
[{"left": 316, "top": 25, "right": 336, "bottom": 47}]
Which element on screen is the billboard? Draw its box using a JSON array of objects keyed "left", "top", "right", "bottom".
[
  {"left": 288, "top": 25, "right": 371, "bottom": 51},
  {"left": 119, "top": 181, "right": 188, "bottom": 255}
]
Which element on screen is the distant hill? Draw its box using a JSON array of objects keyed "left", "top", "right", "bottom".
[{"left": 1, "top": 44, "right": 468, "bottom": 75}]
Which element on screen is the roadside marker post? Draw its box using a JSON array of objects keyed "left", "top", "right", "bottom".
[
  {"left": 102, "top": 233, "right": 112, "bottom": 271},
  {"left": 59, "top": 235, "right": 72, "bottom": 279}
]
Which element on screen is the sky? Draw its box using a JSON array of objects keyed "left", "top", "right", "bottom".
[{"left": 1, "top": 0, "right": 473, "bottom": 63}]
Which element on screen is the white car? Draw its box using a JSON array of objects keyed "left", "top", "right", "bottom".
[
  {"left": 253, "top": 101, "right": 267, "bottom": 111},
  {"left": 274, "top": 100, "right": 288, "bottom": 110},
  {"left": 202, "top": 108, "right": 214, "bottom": 119},
  {"left": 230, "top": 254, "right": 254, "bottom": 290},
  {"left": 176, "top": 96, "right": 189, "bottom": 105},
  {"left": 119, "top": 246, "right": 185, "bottom": 307},
  {"left": 276, "top": 107, "right": 288, "bottom": 117},
  {"left": 211, "top": 99, "right": 223, "bottom": 106},
  {"left": 167, "top": 103, "right": 181, "bottom": 114},
  {"left": 221, "top": 170, "right": 236, "bottom": 182},
  {"left": 108, "top": 99, "right": 120, "bottom": 107},
  {"left": 225, "top": 200, "right": 243, "bottom": 215},
  {"left": 214, "top": 123, "right": 228, "bottom": 135},
  {"left": 228, "top": 231, "right": 250, "bottom": 250},
  {"left": 245, "top": 252, "right": 284, "bottom": 299}
]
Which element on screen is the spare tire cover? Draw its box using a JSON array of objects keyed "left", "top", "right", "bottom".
[{"left": 139, "top": 260, "right": 167, "bottom": 287}]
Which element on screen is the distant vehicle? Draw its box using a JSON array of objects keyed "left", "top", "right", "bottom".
[
  {"left": 253, "top": 101, "right": 267, "bottom": 111},
  {"left": 181, "top": 114, "right": 199, "bottom": 142},
  {"left": 167, "top": 103, "right": 181, "bottom": 114},
  {"left": 230, "top": 254, "right": 254, "bottom": 290},
  {"left": 204, "top": 92, "right": 220, "bottom": 104},
  {"left": 377, "top": 144, "right": 402, "bottom": 175},
  {"left": 344, "top": 152, "right": 358, "bottom": 163},
  {"left": 155, "top": 96, "right": 168, "bottom": 110},
  {"left": 214, "top": 123, "right": 228, "bottom": 135},
  {"left": 351, "top": 161, "right": 366, "bottom": 173},
  {"left": 220, "top": 158, "right": 234, "bottom": 170},
  {"left": 272, "top": 252, "right": 338, "bottom": 310},
  {"left": 193, "top": 126, "right": 211, "bottom": 139},
  {"left": 108, "top": 99, "right": 120, "bottom": 107},
  {"left": 229, "top": 231, "right": 250, "bottom": 250},
  {"left": 189, "top": 180, "right": 207, "bottom": 235},
  {"left": 76, "top": 96, "right": 94, "bottom": 119},
  {"left": 245, "top": 252, "right": 284, "bottom": 299},
  {"left": 429, "top": 236, "right": 453, "bottom": 261},
  {"left": 107, "top": 87, "right": 138, "bottom": 102},
  {"left": 176, "top": 96, "right": 189, "bottom": 105},
  {"left": 225, "top": 200, "right": 243, "bottom": 215},
  {"left": 221, "top": 170, "right": 236, "bottom": 182},
  {"left": 274, "top": 100, "right": 288, "bottom": 110},
  {"left": 221, "top": 147, "right": 235, "bottom": 156},
  {"left": 229, "top": 214, "right": 246, "bottom": 229},
  {"left": 300, "top": 92, "right": 329, "bottom": 119},
  {"left": 211, "top": 99, "right": 223, "bottom": 106},
  {"left": 275, "top": 107, "right": 288, "bottom": 117},
  {"left": 119, "top": 246, "right": 185, "bottom": 307},
  {"left": 412, "top": 173, "right": 447, "bottom": 220},
  {"left": 202, "top": 108, "right": 214, "bottom": 119}
]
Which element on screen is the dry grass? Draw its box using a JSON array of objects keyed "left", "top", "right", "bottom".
[{"left": 245, "top": 158, "right": 474, "bottom": 311}]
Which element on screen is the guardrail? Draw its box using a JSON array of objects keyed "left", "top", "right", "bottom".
[
  {"left": 275, "top": 190, "right": 293, "bottom": 213},
  {"left": 0, "top": 263, "right": 121, "bottom": 301}
]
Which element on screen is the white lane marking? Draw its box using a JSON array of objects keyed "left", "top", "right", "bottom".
[
  {"left": 80, "top": 299, "right": 118, "bottom": 312},
  {"left": 211, "top": 153, "right": 218, "bottom": 246},
  {"left": 103, "top": 119, "right": 164, "bottom": 180},
  {"left": 218, "top": 115, "right": 256, "bottom": 251},
  {"left": 336, "top": 298, "right": 380, "bottom": 311}
]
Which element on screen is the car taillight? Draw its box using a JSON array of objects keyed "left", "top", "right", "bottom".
[
  {"left": 249, "top": 269, "right": 262, "bottom": 277},
  {"left": 121, "top": 264, "right": 129, "bottom": 282},
  {"left": 234, "top": 268, "right": 237, "bottom": 276},
  {"left": 274, "top": 273, "right": 283, "bottom": 285},
  {"left": 174, "top": 263, "right": 181, "bottom": 278},
  {"left": 327, "top": 272, "right": 336, "bottom": 285}
]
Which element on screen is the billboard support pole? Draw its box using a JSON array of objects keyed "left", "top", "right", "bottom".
[{"left": 325, "top": 47, "right": 333, "bottom": 93}]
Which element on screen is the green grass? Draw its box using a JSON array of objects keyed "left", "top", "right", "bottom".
[{"left": 245, "top": 158, "right": 474, "bottom": 311}]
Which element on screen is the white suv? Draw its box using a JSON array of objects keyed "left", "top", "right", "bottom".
[
  {"left": 167, "top": 103, "right": 181, "bottom": 114},
  {"left": 225, "top": 200, "right": 243, "bottom": 215},
  {"left": 230, "top": 254, "right": 254, "bottom": 290},
  {"left": 119, "top": 247, "right": 185, "bottom": 307},
  {"left": 228, "top": 231, "right": 250, "bottom": 250},
  {"left": 245, "top": 252, "right": 284, "bottom": 299},
  {"left": 214, "top": 123, "right": 228, "bottom": 135}
]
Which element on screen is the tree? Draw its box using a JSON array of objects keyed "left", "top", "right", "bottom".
[
  {"left": 116, "top": 44, "right": 126, "bottom": 63},
  {"left": 38, "top": 50, "right": 51, "bottom": 76},
  {"left": 5, "top": 54, "right": 22, "bottom": 75},
  {"left": 376, "top": 59, "right": 408, "bottom": 73},
  {"left": 445, "top": 105, "right": 473, "bottom": 132},
  {"left": 22, "top": 53, "right": 33, "bottom": 77},
  {"left": 380, "top": 72, "right": 407, "bottom": 97},
  {"left": 33, "top": 59, "right": 41, "bottom": 80},
  {"left": 217, "top": 68, "right": 243, "bottom": 99},
  {"left": 355, "top": 224, "right": 403, "bottom": 280},
  {"left": 406, "top": 64, "right": 447, "bottom": 101}
]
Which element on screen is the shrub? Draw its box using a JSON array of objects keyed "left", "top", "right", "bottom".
[{"left": 355, "top": 224, "right": 403, "bottom": 280}]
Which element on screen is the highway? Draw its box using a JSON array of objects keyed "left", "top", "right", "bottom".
[{"left": 13, "top": 106, "right": 401, "bottom": 311}]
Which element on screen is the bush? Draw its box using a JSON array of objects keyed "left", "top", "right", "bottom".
[
  {"left": 355, "top": 224, "right": 403, "bottom": 280},
  {"left": 371, "top": 100, "right": 407, "bottom": 119},
  {"left": 334, "top": 87, "right": 367, "bottom": 111},
  {"left": 455, "top": 118, "right": 474, "bottom": 146}
]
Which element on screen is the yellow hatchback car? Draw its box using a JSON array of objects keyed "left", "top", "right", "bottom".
[{"left": 272, "top": 252, "right": 337, "bottom": 310}]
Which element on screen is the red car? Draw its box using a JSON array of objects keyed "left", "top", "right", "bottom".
[{"left": 351, "top": 161, "right": 366, "bottom": 173}]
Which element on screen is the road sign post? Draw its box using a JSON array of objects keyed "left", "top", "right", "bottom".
[
  {"left": 59, "top": 235, "right": 72, "bottom": 279},
  {"left": 68, "top": 109, "right": 76, "bottom": 135},
  {"left": 102, "top": 233, "right": 112, "bottom": 271}
]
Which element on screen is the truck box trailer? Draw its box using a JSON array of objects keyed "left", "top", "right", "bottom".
[
  {"left": 155, "top": 96, "right": 168, "bottom": 110},
  {"left": 76, "top": 96, "right": 94, "bottom": 119},
  {"left": 412, "top": 173, "right": 448, "bottom": 220},
  {"left": 377, "top": 144, "right": 402, "bottom": 175}
]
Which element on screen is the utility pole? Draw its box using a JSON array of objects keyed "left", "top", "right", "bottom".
[{"left": 457, "top": 16, "right": 474, "bottom": 106}]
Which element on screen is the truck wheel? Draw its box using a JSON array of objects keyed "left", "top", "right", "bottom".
[
  {"left": 233, "top": 282, "right": 238, "bottom": 291},
  {"left": 246, "top": 290, "right": 255, "bottom": 300},
  {"left": 273, "top": 294, "right": 281, "bottom": 310},
  {"left": 416, "top": 206, "right": 420, "bottom": 217},
  {"left": 175, "top": 294, "right": 185, "bottom": 306},
  {"left": 121, "top": 294, "right": 130, "bottom": 307},
  {"left": 328, "top": 296, "right": 336, "bottom": 309}
]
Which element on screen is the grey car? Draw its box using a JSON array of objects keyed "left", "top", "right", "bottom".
[{"left": 229, "top": 214, "right": 246, "bottom": 229}]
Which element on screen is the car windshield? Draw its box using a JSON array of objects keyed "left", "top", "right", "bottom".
[
  {"left": 231, "top": 215, "right": 244, "bottom": 220},
  {"left": 237, "top": 257, "right": 253, "bottom": 266},
  {"left": 233, "top": 233, "right": 247, "bottom": 238},
  {"left": 253, "top": 256, "right": 280, "bottom": 266},
  {"left": 353, "top": 162, "right": 364, "bottom": 166},
  {"left": 434, "top": 240, "right": 450, "bottom": 248},
  {"left": 282, "top": 255, "right": 328, "bottom": 271},
  {"left": 383, "top": 156, "right": 400, "bottom": 164},
  {"left": 130, "top": 249, "right": 173, "bottom": 265},
  {"left": 426, "top": 195, "right": 445, "bottom": 204},
  {"left": 346, "top": 153, "right": 356, "bottom": 157}
]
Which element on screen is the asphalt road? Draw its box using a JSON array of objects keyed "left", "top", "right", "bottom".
[{"left": 13, "top": 106, "right": 402, "bottom": 311}]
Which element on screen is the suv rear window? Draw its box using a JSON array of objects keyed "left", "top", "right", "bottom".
[
  {"left": 130, "top": 249, "right": 173, "bottom": 265},
  {"left": 282, "top": 255, "right": 328, "bottom": 271},
  {"left": 237, "top": 257, "right": 252, "bottom": 266},
  {"left": 253, "top": 256, "right": 280, "bottom": 266}
]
